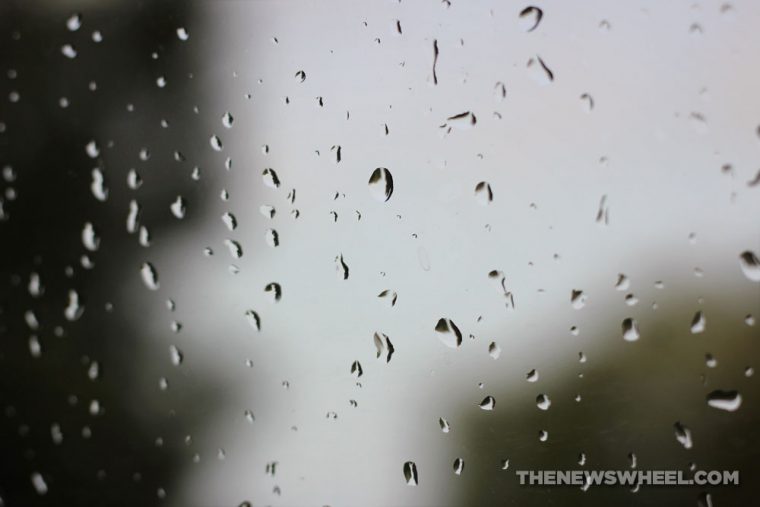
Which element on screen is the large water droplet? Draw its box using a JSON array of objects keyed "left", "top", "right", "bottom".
[
  {"left": 706, "top": 390, "right": 742, "bottom": 412},
  {"left": 368, "top": 168, "right": 394, "bottom": 202},
  {"left": 373, "top": 332, "right": 394, "bottom": 362}
]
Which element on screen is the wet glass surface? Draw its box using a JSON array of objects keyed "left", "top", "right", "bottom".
[{"left": 1, "top": 1, "right": 759, "bottom": 505}]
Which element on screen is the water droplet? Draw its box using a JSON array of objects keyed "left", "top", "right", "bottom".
[
  {"left": 706, "top": 390, "right": 741, "bottom": 412},
  {"left": 82, "top": 222, "right": 100, "bottom": 251},
  {"left": 373, "top": 332, "right": 394, "bottom": 362},
  {"left": 209, "top": 135, "right": 223, "bottom": 151},
  {"left": 494, "top": 82, "right": 506, "bottom": 101},
  {"left": 622, "top": 318, "right": 640, "bottom": 342},
  {"left": 127, "top": 169, "right": 142, "bottom": 189},
  {"left": 260, "top": 205, "right": 276, "bottom": 219},
  {"left": 526, "top": 368, "right": 539, "bottom": 382},
  {"left": 66, "top": 13, "right": 82, "bottom": 31},
  {"left": 265, "top": 229, "right": 279, "bottom": 247},
  {"left": 141, "top": 262, "right": 159, "bottom": 290},
  {"left": 91, "top": 168, "right": 108, "bottom": 201},
  {"left": 690, "top": 311, "right": 706, "bottom": 334},
  {"left": 222, "top": 112, "right": 233, "bottom": 128},
  {"left": 245, "top": 310, "right": 261, "bottom": 331},
  {"left": 518, "top": 6, "right": 543, "bottom": 32},
  {"left": 474, "top": 181, "right": 493, "bottom": 205},
  {"left": 403, "top": 461, "right": 418, "bottom": 486},
  {"left": 580, "top": 93, "right": 594, "bottom": 112},
  {"left": 445, "top": 111, "right": 477, "bottom": 130},
  {"left": 169, "top": 345, "right": 183, "bottom": 366},
  {"left": 170, "top": 196, "right": 186, "bottom": 219},
  {"left": 335, "top": 254, "right": 349, "bottom": 280},
  {"left": 435, "top": 318, "right": 462, "bottom": 348},
  {"left": 31, "top": 472, "right": 48, "bottom": 496},
  {"left": 570, "top": 289, "right": 587, "bottom": 309},
  {"left": 368, "top": 168, "right": 394, "bottom": 202},
  {"left": 536, "top": 394, "right": 551, "bottom": 410},
  {"left": 526, "top": 55, "right": 553, "bottom": 84},
  {"left": 350, "top": 360, "right": 363, "bottom": 378},
  {"left": 262, "top": 168, "right": 280, "bottom": 188},
  {"left": 595, "top": 195, "right": 609, "bottom": 225},
  {"left": 439, "top": 417, "right": 450, "bottom": 433},
  {"left": 64, "top": 290, "right": 84, "bottom": 321},
  {"left": 377, "top": 289, "right": 397, "bottom": 306},
  {"left": 224, "top": 239, "right": 243, "bottom": 259},
  {"left": 479, "top": 396, "right": 495, "bottom": 411},
  {"left": 264, "top": 283, "right": 281, "bottom": 302},
  {"left": 61, "top": 44, "right": 77, "bottom": 59},
  {"left": 29, "top": 272, "right": 44, "bottom": 297},
  {"left": 488, "top": 342, "right": 501, "bottom": 359},
  {"left": 127, "top": 200, "right": 141, "bottom": 233},
  {"left": 739, "top": 251, "right": 760, "bottom": 281},
  {"left": 615, "top": 273, "right": 630, "bottom": 291},
  {"left": 295, "top": 70, "right": 306, "bottom": 82},
  {"left": 453, "top": 458, "right": 464, "bottom": 475},
  {"left": 674, "top": 421, "right": 693, "bottom": 449}
]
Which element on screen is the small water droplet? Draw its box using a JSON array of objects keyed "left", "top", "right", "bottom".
[
  {"left": 335, "top": 254, "right": 349, "bottom": 280},
  {"left": 64, "top": 290, "right": 84, "bottom": 321},
  {"left": 479, "top": 396, "right": 495, "bottom": 411},
  {"left": 224, "top": 239, "right": 243, "bottom": 259},
  {"left": 209, "top": 135, "right": 223, "bottom": 151},
  {"left": 262, "top": 168, "right": 280, "bottom": 188},
  {"left": 295, "top": 70, "right": 306, "bottom": 82},
  {"left": 538, "top": 430, "right": 548, "bottom": 442},
  {"left": 445, "top": 111, "right": 477, "bottom": 130},
  {"left": 526, "top": 368, "right": 539, "bottom": 382},
  {"left": 66, "top": 13, "right": 82, "bottom": 31},
  {"left": 488, "top": 342, "right": 501, "bottom": 359},
  {"left": 176, "top": 27, "right": 189, "bottom": 40},
  {"left": 518, "top": 6, "right": 543, "bottom": 32},
  {"left": 674, "top": 421, "right": 693, "bottom": 449},
  {"left": 526, "top": 55, "right": 553, "bottom": 84},
  {"left": 82, "top": 222, "right": 100, "bottom": 251},
  {"left": 245, "top": 310, "right": 261, "bottom": 331},
  {"left": 222, "top": 111, "right": 233, "bottom": 128},
  {"left": 435, "top": 318, "right": 462, "bottom": 348},
  {"left": 350, "top": 360, "right": 363, "bottom": 378},
  {"left": 536, "top": 394, "right": 551, "bottom": 410},
  {"left": 739, "top": 251, "right": 760, "bottom": 281},
  {"left": 169, "top": 345, "right": 183, "bottom": 366},
  {"left": 141, "top": 262, "right": 159, "bottom": 290},
  {"left": 453, "top": 458, "right": 464, "bottom": 475},
  {"left": 91, "top": 169, "right": 108, "bottom": 201},
  {"left": 31, "top": 472, "right": 48, "bottom": 496},
  {"left": 570, "top": 289, "right": 587, "bottom": 309},
  {"left": 265, "top": 229, "right": 279, "bottom": 247},
  {"left": 439, "top": 417, "right": 450, "bottom": 433},
  {"left": 474, "top": 181, "right": 493, "bottom": 205},
  {"left": 170, "top": 196, "right": 186, "bottom": 219},
  {"left": 622, "top": 318, "right": 640, "bottom": 342},
  {"left": 264, "top": 283, "right": 281, "bottom": 302},
  {"left": 61, "top": 44, "right": 77, "bottom": 59},
  {"left": 403, "top": 461, "right": 418, "bottom": 486},
  {"left": 690, "top": 311, "right": 706, "bottom": 334},
  {"left": 373, "top": 332, "right": 394, "bottom": 362},
  {"left": 368, "top": 168, "right": 394, "bottom": 202}
]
